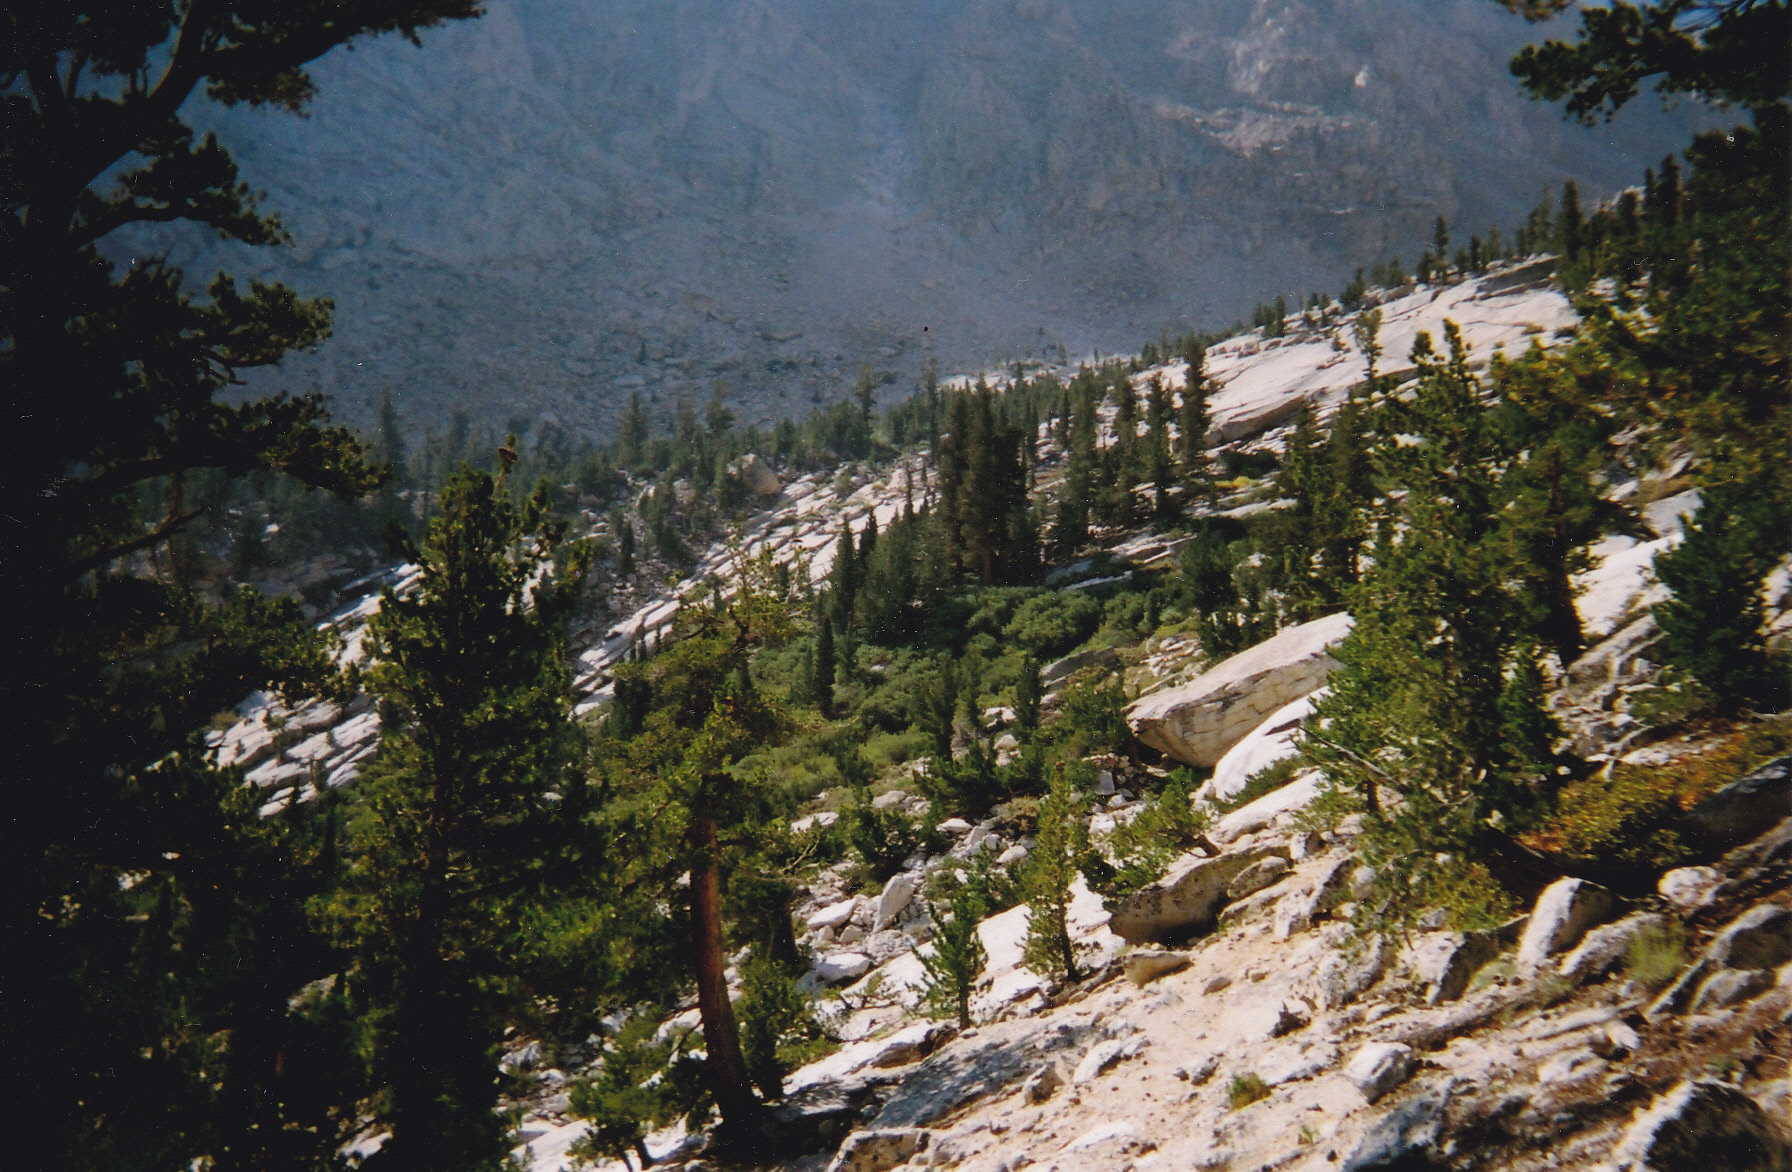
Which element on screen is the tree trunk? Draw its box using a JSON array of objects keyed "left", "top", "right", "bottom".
[{"left": 688, "top": 814, "right": 762, "bottom": 1134}]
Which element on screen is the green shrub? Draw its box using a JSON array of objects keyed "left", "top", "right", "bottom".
[
  {"left": 1227, "top": 1073, "right": 1271, "bottom": 1110},
  {"left": 1096, "top": 768, "right": 1212, "bottom": 899},
  {"left": 1003, "top": 591, "right": 1103, "bottom": 659},
  {"left": 738, "top": 954, "right": 836, "bottom": 1101},
  {"left": 1208, "top": 755, "right": 1301, "bottom": 816},
  {"left": 864, "top": 727, "right": 931, "bottom": 766},
  {"left": 1525, "top": 717, "right": 1792, "bottom": 870},
  {"left": 1049, "top": 675, "right": 1131, "bottom": 758},
  {"left": 845, "top": 791, "right": 931, "bottom": 885}
]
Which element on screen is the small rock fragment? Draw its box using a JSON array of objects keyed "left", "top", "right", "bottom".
[
  {"left": 1657, "top": 866, "right": 1722, "bottom": 911},
  {"left": 1176, "top": 1054, "right": 1221, "bottom": 1085},
  {"left": 1343, "top": 1042, "right": 1413, "bottom": 1103},
  {"left": 1122, "top": 948, "right": 1192, "bottom": 987},
  {"left": 1021, "top": 1063, "right": 1062, "bottom": 1104}
]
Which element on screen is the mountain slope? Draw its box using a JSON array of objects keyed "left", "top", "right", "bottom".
[{"left": 116, "top": 0, "right": 1707, "bottom": 441}]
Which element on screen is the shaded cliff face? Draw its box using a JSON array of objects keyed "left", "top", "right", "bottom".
[{"left": 126, "top": 0, "right": 1704, "bottom": 440}]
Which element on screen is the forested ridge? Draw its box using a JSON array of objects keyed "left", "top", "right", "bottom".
[{"left": 3, "top": 3, "right": 1788, "bottom": 1170}]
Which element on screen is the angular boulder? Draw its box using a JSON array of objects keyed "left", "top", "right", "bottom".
[
  {"left": 1202, "top": 691, "right": 1320, "bottom": 801},
  {"left": 1126, "top": 612, "right": 1352, "bottom": 767},
  {"left": 874, "top": 872, "right": 920, "bottom": 932},
  {"left": 1344, "top": 1042, "right": 1413, "bottom": 1104},
  {"left": 1405, "top": 929, "right": 1500, "bottom": 1005},
  {"left": 729, "top": 453, "right": 783, "bottom": 498},
  {"left": 1108, "top": 844, "right": 1289, "bottom": 944},
  {"left": 827, "top": 1129, "right": 931, "bottom": 1172},
  {"left": 1517, "top": 878, "right": 1616, "bottom": 970}
]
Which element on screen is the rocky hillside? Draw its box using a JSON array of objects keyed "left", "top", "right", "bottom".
[
  {"left": 112, "top": 0, "right": 1709, "bottom": 441},
  {"left": 207, "top": 263, "right": 1792, "bottom": 1170}
]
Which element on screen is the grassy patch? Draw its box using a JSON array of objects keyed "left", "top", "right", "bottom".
[
  {"left": 1226, "top": 1073, "right": 1271, "bottom": 1110},
  {"left": 1623, "top": 919, "right": 1688, "bottom": 992}
]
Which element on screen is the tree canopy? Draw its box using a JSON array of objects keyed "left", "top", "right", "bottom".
[{"left": 1500, "top": 1, "right": 1789, "bottom": 121}]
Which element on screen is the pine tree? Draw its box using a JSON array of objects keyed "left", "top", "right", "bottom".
[
  {"left": 1178, "top": 345, "right": 1212, "bottom": 500},
  {"left": 598, "top": 552, "right": 798, "bottom": 1150},
  {"left": 1304, "top": 323, "right": 1557, "bottom": 925},
  {"left": 1267, "top": 401, "right": 1324, "bottom": 612},
  {"left": 919, "top": 879, "right": 989, "bottom": 1029},
  {"left": 1653, "top": 475, "right": 1791, "bottom": 715},
  {"left": 1558, "top": 179, "right": 1585, "bottom": 264},
  {"left": 1145, "top": 375, "right": 1177, "bottom": 522},
  {"left": 813, "top": 616, "right": 838, "bottom": 719},
  {"left": 333, "top": 466, "right": 593, "bottom": 1171},
  {"left": 1022, "top": 766, "right": 1087, "bottom": 984},
  {"left": 619, "top": 393, "right": 651, "bottom": 468},
  {"left": 4, "top": 7, "right": 486, "bottom": 1167},
  {"left": 1015, "top": 654, "right": 1043, "bottom": 740},
  {"left": 1314, "top": 388, "right": 1374, "bottom": 589}
]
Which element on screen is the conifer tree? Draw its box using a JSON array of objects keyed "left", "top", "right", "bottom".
[
  {"left": 619, "top": 393, "right": 651, "bottom": 469},
  {"left": 4, "top": 7, "right": 484, "bottom": 1167},
  {"left": 1267, "top": 402, "right": 1324, "bottom": 612},
  {"left": 1145, "top": 375, "right": 1177, "bottom": 522},
  {"left": 598, "top": 552, "right": 797, "bottom": 1149},
  {"left": 1558, "top": 179, "right": 1585, "bottom": 263},
  {"left": 920, "top": 878, "right": 988, "bottom": 1029},
  {"left": 1022, "top": 766, "right": 1087, "bottom": 984},
  {"left": 813, "top": 616, "right": 837, "bottom": 719},
  {"left": 1015, "top": 654, "right": 1043, "bottom": 740},
  {"left": 332, "top": 465, "right": 593, "bottom": 1172},
  {"left": 1178, "top": 345, "right": 1212, "bottom": 498},
  {"left": 1314, "top": 389, "right": 1375, "bottom": 588},
  {"left": 1305, "top": 323, "right": 1559, "bottom": 923},
  {"left": 1653, "top": 476, "right": 1791, "bottom": 715}
]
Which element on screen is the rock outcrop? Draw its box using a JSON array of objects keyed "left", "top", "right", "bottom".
[
  {"left": 1126, "top": 612, "right": 1352, "bottom": 767},
  {"left": 1109, "top": 844, "right": 1289, "bottom": 943}
]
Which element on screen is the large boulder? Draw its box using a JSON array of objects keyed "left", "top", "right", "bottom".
[
  {"left": 1127, "top": 612, "right": 1352, "bottom": 767},
  {"left": 729, "top": 453, "right": 783, "bottom": 497},
  {"left": 1682, "top": 756, "right": 1792, "bottom": 855},
  {"left": 1201, "top": 690, "right": 1321, "bottom": 801},
  {"left": 1109, "top": 844, "right": 1288, "bottom": 943},
  {"left": 1603, "top": 1079, "right": 1789, "bottom": 1172}
]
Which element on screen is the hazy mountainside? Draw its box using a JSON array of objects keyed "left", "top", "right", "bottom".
[{"left": 117, "top": 0, "right": 1705, "bottom": 441}]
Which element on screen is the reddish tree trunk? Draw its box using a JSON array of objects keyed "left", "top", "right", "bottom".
[{"left": 688, "top": 814, "right": 762, "bottom": 1133}]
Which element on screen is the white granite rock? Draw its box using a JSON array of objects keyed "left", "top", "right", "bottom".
[
  {"left": 1126, "top": 612, "right": 1352, "bottom": 767},
  {"left": 1517, "top": 878, "right": 1616, "bottom": 970},
  {"left": 1344, "top": 1042, "right": 1412, "bottom": 1103}
]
